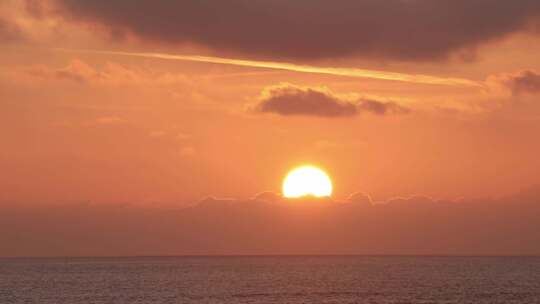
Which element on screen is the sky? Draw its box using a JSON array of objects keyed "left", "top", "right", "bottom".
[{"left": 2, "top": 0, "right": 540, "bottom": 255}]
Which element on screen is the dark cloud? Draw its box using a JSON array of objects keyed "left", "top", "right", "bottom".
[
  {"left": 493, "top": 70, "right": 540, "bottom": 95},
  {"left": 3, "top": 186, "right": 540, "bottom": 256},
  {"left": 252, "top": 84, "right": 409, "bottom": 117},
  {"left": 51, "top": 0, "right": 540, "bottom": 61},
  {"left": 254, "top": 84, "right": 357, "bottom": 117},
  {"left": 358, "top": 100, "right": 411, "bottom": 115}
]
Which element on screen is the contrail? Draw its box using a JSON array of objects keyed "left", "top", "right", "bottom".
[{"left": 55, "top": 48, "right": 480, "bottom": 87}]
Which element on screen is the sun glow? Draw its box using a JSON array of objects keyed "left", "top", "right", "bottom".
[{"left": 282, "top": 166, "right": 333, "bottom": 198}]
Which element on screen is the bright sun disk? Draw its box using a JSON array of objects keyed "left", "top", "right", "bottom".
[{"left": 282, "top": 165, "right": 333, "bottom": 198}]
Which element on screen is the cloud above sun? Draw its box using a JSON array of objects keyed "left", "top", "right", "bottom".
[
  {"left": 49, "top": 0, "right": 540, "bottom": 61},
  {"left": 251, "top": 83, "right": 409, "bottom": 117}
]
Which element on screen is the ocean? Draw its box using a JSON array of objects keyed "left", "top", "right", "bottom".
[{"left": 1, "top": 256, "right": 540, "bottom": 303}]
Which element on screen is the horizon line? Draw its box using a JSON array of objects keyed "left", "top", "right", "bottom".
[{"left": 3, "top": 254, "right": 540, "bottom": 259}]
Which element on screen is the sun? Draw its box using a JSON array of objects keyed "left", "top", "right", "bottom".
[{"left": 282, "top": 165, "right": 333, "bottom": 198}]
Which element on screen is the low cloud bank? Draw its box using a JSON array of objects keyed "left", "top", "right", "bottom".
[{"left": 2, "top": 187, "right": 540, "bottom": 256}]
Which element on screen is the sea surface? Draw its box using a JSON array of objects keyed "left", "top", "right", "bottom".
[{"left": 1, "top": 256, "right": 540, "bottom": 303}]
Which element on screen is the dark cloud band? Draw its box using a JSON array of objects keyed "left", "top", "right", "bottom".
[
  {"left": 52, "top": 0, "right": 540, "bottom": 61},
  {"left": 3, "top": 186, "right": 540, "bottom": 255}
]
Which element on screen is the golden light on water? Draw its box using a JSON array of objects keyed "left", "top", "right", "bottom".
[{"left": 282, "top": 165, "right": 333, "bottom": 198}]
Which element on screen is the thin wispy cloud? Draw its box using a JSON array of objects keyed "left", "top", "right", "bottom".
[{"left": 55, "top": 48, "right": 480, "bottom": 87}]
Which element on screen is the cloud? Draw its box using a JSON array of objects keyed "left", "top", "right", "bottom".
[
  {"left": 25, "top": 59, "right": 117, "bottom": 84},
  {"left": 23, "top": 59, "right": 191, "bottom": 85},
  {"left": 251, "top": 84, "right": 409, "bottom": 117},
  {"left": 3, "top": 186, "right": 540, "bottom": 256},
  {"left": 55, "top": 59, "right": 98, "bottom": 83},
  {"left": 488, "top": 70, "right": 540, "bottom": 95},
  {"left": 50, "top": 0, "right": 540, "bottom": 61},
  {"left": 56, "top": 49, "right": 479, "bottom": 86},
  {"left": 0, "top": 17, "right": 24, "bottom": 42},
  {"left": 254, "top": 84, "right": 357, "bottom": 117},
  {"left": 253, "top": 191, "right": 282, "bottom": 203},
  {"left": 358, "top": 100, "right": 411, "bottom": 115},
  {"left": 347, "top": 192, "right": 373, "bottom": 205}
]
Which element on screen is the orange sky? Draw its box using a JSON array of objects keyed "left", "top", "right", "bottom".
[
  {"left": 2, "top": 0, "right": 540, "bottom": 205},
  {"left": 2, "top": 0, "right": 540, "bottom": 255},
  {"left": 2, "top": 0, "right": 540, "bottom": 204}
]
